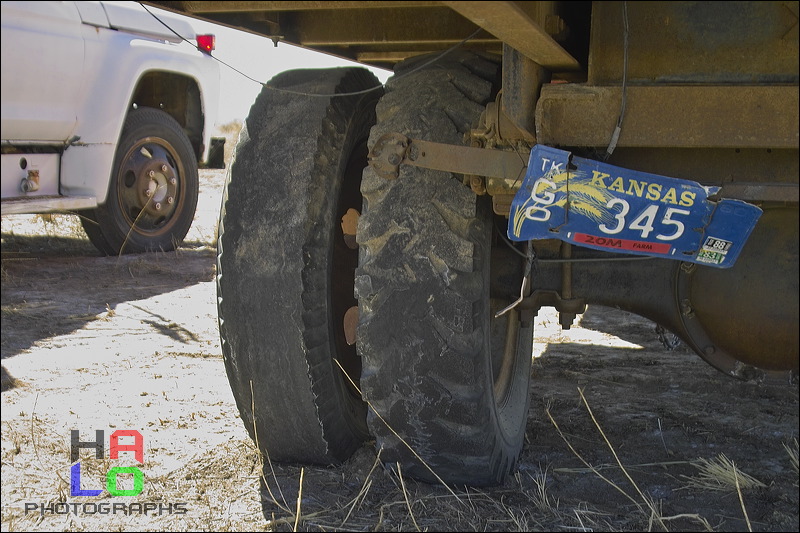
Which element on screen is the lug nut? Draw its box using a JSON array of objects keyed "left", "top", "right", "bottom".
[
  {"left": 148, "top": 170, "right": 155, "bottom": 178},
  {"left": 161, "top": 165, "right": 168, "bottom": 172},
  {"left": 154, "top": 203, "right": 162, "bottom": 210},
  {"left": 170, "top": 178, "right": 177, "bottom": 185},
  {"left": 167, "top": 196, "right": 174, "bottom": 204},
  {"left": 144, "top": 189, "right": 152, "bottom": 197}
]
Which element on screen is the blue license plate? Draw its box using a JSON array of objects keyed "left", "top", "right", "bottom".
[{"left": 508, "top": 145, "right": 762, "bottom": 269}]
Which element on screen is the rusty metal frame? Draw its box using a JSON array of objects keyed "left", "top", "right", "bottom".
[{"left": 536, "top": 85, "right": 800, "bottom": 149}]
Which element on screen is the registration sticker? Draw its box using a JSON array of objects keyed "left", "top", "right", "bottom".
[
  {"left": 696, "top": 237, "right": 733, "bottom": 265},
  {"left": 508, "top": 145, "right": 762, "bottom": 269}
]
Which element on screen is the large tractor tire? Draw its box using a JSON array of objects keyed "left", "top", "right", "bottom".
[
  {"left": 82, "top": 107, "right": 198, "bottom": 255},
  {"left": 355, "top": 52, "right": 534, "bottom": 486},
  {"left": 217, "top": 68, "right": 382, "bottom": 464}
]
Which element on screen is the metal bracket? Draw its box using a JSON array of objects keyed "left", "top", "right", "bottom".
[
  {"left": 368, "top": 132, "right": 529, "bottom": 182},
  {"left": 368, "top": 132, "right": 409, "bottom": 180}
]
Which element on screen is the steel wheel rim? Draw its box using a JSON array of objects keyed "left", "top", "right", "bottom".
[{"left": 116, "top": 137, "right": 184, "bottom": 236}]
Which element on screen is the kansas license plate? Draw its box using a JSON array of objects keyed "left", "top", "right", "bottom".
[{"left": 508, "top": 145, "right": 762, "bottom": 268}]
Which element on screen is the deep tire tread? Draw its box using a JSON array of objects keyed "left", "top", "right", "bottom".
[{"left": 356, "top": 51, "right": 532, "bottom": 486}]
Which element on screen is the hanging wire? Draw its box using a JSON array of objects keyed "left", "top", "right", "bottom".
[
  {"left": 603, "top": 1, "right": 629, "bottom": 161},
  {"left": 138, "top": 2, "right": 484, "bottom": 98}
]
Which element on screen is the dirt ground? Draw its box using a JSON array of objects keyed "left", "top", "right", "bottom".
[{"left": 1, "top": 125, "right": 797, "bottom": 532}]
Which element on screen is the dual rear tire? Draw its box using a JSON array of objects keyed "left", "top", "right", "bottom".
[{"left": 217, "top": 56, "right": 533, "bottom": 486}]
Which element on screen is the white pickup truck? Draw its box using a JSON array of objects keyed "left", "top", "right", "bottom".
[{"left": 1, "top": 0, "right": 222, "bottom": 254}]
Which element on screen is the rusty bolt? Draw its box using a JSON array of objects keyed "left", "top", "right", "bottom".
[
  {"left": 470, "top": 175, "right": 487, "bottom": 195},
  {"left": 388, "top": 154, "right": 401, "bottom": 165},
  {"left": 545, "top": 15, "right": 567, "bottom": 38}
]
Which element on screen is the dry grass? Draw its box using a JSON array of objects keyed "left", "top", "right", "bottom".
[
  {"left": 229, "top": 377, "right": 632, "bottom": 532},
  {"left": 785, "top": 438, "right": 799, "bottom": 484},
  {"left": 2, "top": 212, "right": 95, "bottom": 258},
  {"left": 33, "top": 214, "right": 87, "bottom": 239},
  {"left": 541, "top": 388, "right": 792, "bottom": 533},
  {"left": 523, "top": 467, "right": 558, "bottom": 515},
  {"left": 5, "top": 350, "right": 792, "bottom": 532},
  {"left": 2, "top": 366, "right": 797, "bottom": 532},
  {"left": 680, "top": 454, "right": 767, "bottom": 493},
  {"left": 196, "top": 384, "right": 795, "bottom": 533},
  {"left": 546, "top": 390, "right": 670, "bottom": 530}
]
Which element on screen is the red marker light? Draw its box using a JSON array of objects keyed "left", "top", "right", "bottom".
[{"left": 196, "top": 34, "right": 215, "bottom": 54}]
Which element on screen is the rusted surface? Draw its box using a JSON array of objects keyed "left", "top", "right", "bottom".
[
  {"left": 367, "top": 132, "right": 408, "bottom": 180},
  {"left": 343, "top": 305, "right": 358, "bottom": 346},
  {"left": 718, "top": 183, "right": 800, "bottom": 203},
  {"left": 340, "top": 207, "right": 359, "bottom": 249},
  {"left": 20, "top": 170, "right": 40, "bottom": 193},
  {"left": 536, "top": 85, "right": 800, "bottom": 149},
  {"left": 443, "top": 1, "right": 579, "bottom": 70},
  {"left": 588, "top": 1, "right": 799, "bottom": 84},
  {"left": 501, "top": 44, "right": 549, "bottom": 139},
  {"left": 370, "top": 133, "right": 529, "bottom": 182},
  {"left": 678, "top": 207, "right": 799, "bottom": 376},
  {"left": 0, "top": 195, "right": 97, "bottom": 215}
]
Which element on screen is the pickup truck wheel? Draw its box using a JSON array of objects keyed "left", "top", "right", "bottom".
[
  {"left": 82, "top": 107, "right": 198, "bottom": 254},
  {"left": 356, "top": 52, "right": 533, "bottom": 486},
  {"left": 217, "top": 68, "right": 382, "bottom": 464}
]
